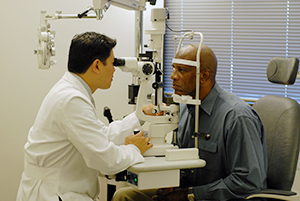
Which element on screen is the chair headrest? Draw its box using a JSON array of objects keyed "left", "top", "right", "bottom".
[{"left": 267, "top": 57, "right": 299, "bottom": 85}]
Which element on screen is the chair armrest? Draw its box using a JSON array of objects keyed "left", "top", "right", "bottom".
[
  {"left": 245, "top": 189, "right": 299, "bottom": 200},
  {"left": 259, "top": 189, "right": 297, "bottom": 196}
]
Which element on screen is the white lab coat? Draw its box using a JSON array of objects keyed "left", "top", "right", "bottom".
[{"left": 16, "top": 72, "right": 144, "bottom": 201}]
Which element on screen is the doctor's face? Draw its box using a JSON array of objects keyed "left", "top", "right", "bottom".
[
  {"left": 171, "top": 63, "right": 196, "bottom": 97},
  {"left": 99, "top": 50, "right": 115, "bottom": 89}
]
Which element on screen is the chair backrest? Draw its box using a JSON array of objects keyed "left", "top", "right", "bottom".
[
  {"left": 253, "top": 95, "right": 300, "bottom": 191},
  {"left": 267, "top": 57, "right": 299, "bottom": 85}
]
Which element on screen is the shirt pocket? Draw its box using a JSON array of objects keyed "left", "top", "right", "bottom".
[{"left": 198, "top": 139, "right": 218, "bottom": 153}]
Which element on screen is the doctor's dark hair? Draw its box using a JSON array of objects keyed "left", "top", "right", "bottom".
[{"left": 67, "top": 32, "right": 117, "bottom": 74}]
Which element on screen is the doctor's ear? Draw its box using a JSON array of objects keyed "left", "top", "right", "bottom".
[{"left": 91, "top": 59, "right": 102, "bottom": 74}]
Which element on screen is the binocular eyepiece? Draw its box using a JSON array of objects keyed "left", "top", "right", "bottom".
[{"left": 113, "top": 58, "right": 125, "bottom": 67}]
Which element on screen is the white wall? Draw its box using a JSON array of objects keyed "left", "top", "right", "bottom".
[{"left": 0, "top": 0, "right": 142, "bottom": 200}]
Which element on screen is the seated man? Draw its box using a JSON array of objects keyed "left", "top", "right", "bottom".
[{"left": 112, "top": 44, "right": 267, "bottom": 201}]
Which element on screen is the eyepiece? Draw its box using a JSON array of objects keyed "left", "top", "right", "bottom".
[{"left": 113, "top": 58, "right": 126, "bottom": 66}]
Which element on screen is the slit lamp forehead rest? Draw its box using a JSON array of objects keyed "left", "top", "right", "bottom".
[{"left": 172, "top": 58, "right": 198, "bottom": 67}]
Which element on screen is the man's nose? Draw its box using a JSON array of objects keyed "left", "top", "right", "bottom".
[{"left": 170, "top": 70, "right": 178, "bottom": 80}]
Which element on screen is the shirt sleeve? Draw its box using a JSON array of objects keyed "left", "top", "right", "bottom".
[
  {"left": 193, "top": 115, "right": 267, "bottom": 200},
  {"left": 59, "top": 95, "right": 144, "bottom": 175}
]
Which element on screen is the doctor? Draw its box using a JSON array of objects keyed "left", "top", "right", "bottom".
[{"left": 17, "top": 32, "right": 154, "bottom": 201}]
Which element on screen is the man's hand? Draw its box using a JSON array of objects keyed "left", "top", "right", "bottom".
[
  {"left": 125, "top": 131, "right": 153, "bottom": 155},
  {"left": 143, "top": 104, "right": 165, "bottom": 116},
  {"left": 152, "top": 188, "right": 188, "bottom": 201}
]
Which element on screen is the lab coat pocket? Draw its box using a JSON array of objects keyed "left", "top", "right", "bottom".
[{"left": 198, "top": 139, "right": 218, "bottom": 153}]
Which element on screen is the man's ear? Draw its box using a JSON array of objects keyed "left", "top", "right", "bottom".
[
  {"left": 91, "top": 59, "right": 102, "bottom": 74},
  {"left": 200, "top": 69, "right": 211, "bottom": 83}
]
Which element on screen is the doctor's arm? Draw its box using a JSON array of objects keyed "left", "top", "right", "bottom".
[
  {"left": 106, "top": 103, "right": 163, "bottom": 145},
  {"left": 60, "top": 96, "right": 147, "bottom": 175}
]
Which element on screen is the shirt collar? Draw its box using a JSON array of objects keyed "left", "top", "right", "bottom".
[
  {"left": 200, "top": 82, "right": 222, "bottom": 115},
  {"left": 70, "top": 72, "right": 95, "bottom": 106}
]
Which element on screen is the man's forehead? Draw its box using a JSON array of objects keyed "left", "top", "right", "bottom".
[{"left": 172, "top": 63, "right": 195, "bottom": 69}]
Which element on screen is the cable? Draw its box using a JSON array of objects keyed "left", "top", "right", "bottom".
[
  {"left": 165, "top": 7, "right": 193, "bottom": 33},
  {"left": 166, "top": 23, "right": 192, "bottom": 33}
]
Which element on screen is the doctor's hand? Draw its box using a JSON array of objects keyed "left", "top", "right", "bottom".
[
  {"left": 125, "top": 131, "right": 153, "bottom": 155},
  {"left": 143, "top": 104, "right": 165, "bottom": 116},
  {"left": 152, "top": 188, "right": 188, "bottom": 201}
]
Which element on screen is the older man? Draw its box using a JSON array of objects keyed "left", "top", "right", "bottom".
[{"left": 112, "top": 44, "right": 267, "bottom": 201}]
